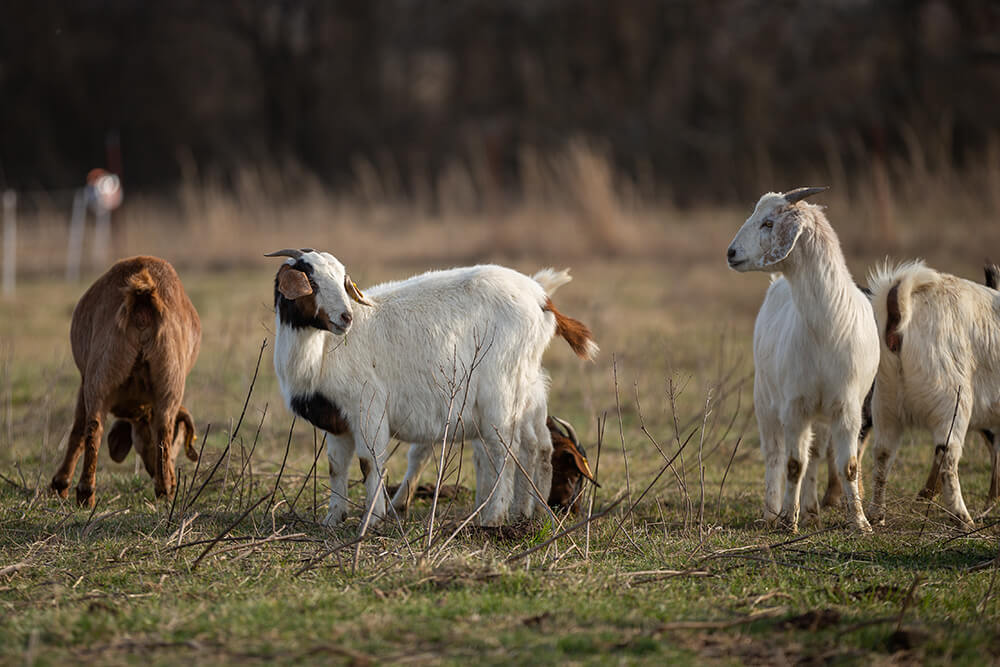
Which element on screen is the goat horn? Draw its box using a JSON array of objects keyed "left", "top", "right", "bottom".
[
  {"left": 783, "top": 186, "right": 828, "bottom": 204},
  {"left": 264, "top": 249, "right": 304, "bottom": 259},
  {"left": 550, "top": 416, "right": 579, "bottom": 446}
]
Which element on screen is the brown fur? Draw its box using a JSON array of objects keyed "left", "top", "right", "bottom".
[
  {"left": 546, "top": 417, "right": 596, "bottom": 513},
  {"left": 543, "top": 298, "right": 596, "bottom": 360},
  {"left": 51, "top": 256, "right": 201, "bottom": 506},
  {"left": 844, "top": 455, "right": 858, "bottom": 482},
  {"left": 885, "top": 282, "right": 903, "bottom": 353}
]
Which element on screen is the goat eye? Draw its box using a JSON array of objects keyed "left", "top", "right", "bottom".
[{"left": 761, "top": 220, "right": 773, "bottom": 229}]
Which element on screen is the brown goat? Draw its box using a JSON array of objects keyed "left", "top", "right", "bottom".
[
  {"left": 51, "top": 256, "right": 201, "bottom": 506},
  {"left": 546, "top": 416, "right": 598, "bottom": 513}
]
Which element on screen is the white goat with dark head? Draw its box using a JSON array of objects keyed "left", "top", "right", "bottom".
[
  {"left": 727, "top": 187, "right": 878, "bottom": 532},
  {"left": 867, "top": 259, "right": 1000, "bottom": 528},
  {"left": 267, "top": 249, "right": 598, "bottom": 529}
]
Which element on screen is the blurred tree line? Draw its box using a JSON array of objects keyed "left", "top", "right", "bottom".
[{"left": 1, "top": 0, "right": 999, "bottom": 203}]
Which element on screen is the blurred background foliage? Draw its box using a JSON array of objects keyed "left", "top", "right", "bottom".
[{"left": 2, "top": 0, "right": 999, "bottom": 205}]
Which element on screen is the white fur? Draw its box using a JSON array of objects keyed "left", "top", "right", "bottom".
[
  {"left": 272, "top": 252, "right": 588, "bottom": 529},
  {"left": 389, "top": 268, "right": 579, "bottom": 520},
  {"left": 727, "top": 191, "right": 879, "bottom": 532},
  {"left": 867, "top": 260, "right": 1000, "bottom": 527}
]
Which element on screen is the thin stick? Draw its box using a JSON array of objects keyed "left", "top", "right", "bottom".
[
  {"left": 290, "top": 432, "right": 326, "bottom": 514},
  {"left": 294, "top": 536, "right": 366, "bottom": 577},
  {"left": 191, "top": 493, "right": 270, "bottom": 571},
  {"left": 715, "top": 436, "right": 743, "bottom": 519},
  {"left": 698, "top": 388, "right": 712, "bottom": 540},
  {"left": 506, "top": 492, "right": 626, "bottom": 564},
  {"left": 612, "top": 355, "right": 632, "bottom": 516},
  {"left": 607, "top": 427, "right": 697, "bottom": 547},
  {"left": 353, "top": 469, "right": 387, "bottom": 574},
  {"left": 920, "top": 387, "right": 962, "bottom": 537},
  {"left": 265, "top": 418, "right": 295, "bottom": 516},
  {"left": 184, "top": 345, "right": 265, "bottom": 512},
  {"left": 585, "top": 413, "right": 606, "bottom": 560}
]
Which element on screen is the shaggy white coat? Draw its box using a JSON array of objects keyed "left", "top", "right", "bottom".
[
  {"left": 727, "top": 191, "right": 879, "bottom": 532},
  {"left": 868, "top": 260, "right": 1000, "bottom": 527},
  {"left": 273, "top": 251, "right": 589, "bottom": 528}
]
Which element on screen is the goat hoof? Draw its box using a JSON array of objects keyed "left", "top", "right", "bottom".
[
  {"left": 855, "top": 518, "right": 873, "bottom": 533},
  {"left": 775, "top": 513, "right": 798, "bottom": 533},
  {"left": 51, "top": 477, "right": 70, "bottom": 498},
  {"left": 322, "top": 510, "right": 347, "bottom": 527},
  {"left": 76, "top": 486, "right": 95, "bottom": 507}
]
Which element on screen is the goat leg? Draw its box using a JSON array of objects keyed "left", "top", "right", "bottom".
[{"left": 51, "top": 388, "right": 87, "bottom": 498}]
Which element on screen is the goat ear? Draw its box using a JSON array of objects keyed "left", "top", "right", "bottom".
[
  {"left": 277, "top": 265, "right": 313, "bottom": 300},
  {"left": 107, "top": 420, "right": 133, "bottom": 463},
  {"left": 761, "top": 213, "right": 803, "bottom": 267},
  {"left": 563, "top": 443, "right": 599, "bottom": 486},
  {"left": 345, "top": 275, "right": 374, "bottom": 306}
]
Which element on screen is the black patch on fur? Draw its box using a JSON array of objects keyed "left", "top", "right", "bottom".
[
  {"left": 274, "top": 260, "right": 329, "bottom": 331},
  {"left": 859, "top": 383, "right": 874, "bottom": 443},
  {"left": 290, "top": 392, "right": 349, "bottom": 435},
  {"left": 984, "top": 430, "right": 997, "bottom": 446}
]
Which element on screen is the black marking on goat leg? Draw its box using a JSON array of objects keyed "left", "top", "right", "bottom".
[
  {"left": 885, "top": 282, "right": 903, "bottom": 353},
  {"left": 290, "top": 392, "right": 349, "bottom": 435},
  {"left": 359, "top": 459, "right": 371, "bottom": 482}
]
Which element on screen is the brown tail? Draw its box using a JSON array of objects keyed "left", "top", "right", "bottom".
[
  {"left": 117, "top": 268, "right": 165, "bottom": 331},
  {"left": 176, "top": 406, "right": 199, "bottom": 462},
  {"left": 884, "top": 282, "right": 903, "bottom": 353},
  {"left": 544, "top": 298, "right": 599, "bottom": 360}
]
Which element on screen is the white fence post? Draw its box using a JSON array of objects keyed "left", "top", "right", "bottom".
[
  {"left": 67, "top": 188, "right": 86, "bottom": 282},
  {"left": 2, "top": 190, "right": 15, "bottom": 298},
  {"left": 92, "top": 203, "right": 111, "bottom": 269}
]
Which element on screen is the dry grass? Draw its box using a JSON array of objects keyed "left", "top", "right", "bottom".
[{"left": 3, "top": 148, "right": 1000, "bottom": 663}]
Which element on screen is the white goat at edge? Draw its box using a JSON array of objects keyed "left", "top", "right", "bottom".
[
  {"left": 267, "top": 249, "right": 597, "bottom": 529},
  {"left": 727, "top": 187, "right": 878, "bottom": 532},
  {"left": 867, "top": 259, "right": 1000, "bottom": 528}
]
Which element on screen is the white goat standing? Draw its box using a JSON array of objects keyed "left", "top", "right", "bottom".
[
  {"left": 868, "top": 260, "right": 1000, "bottom": 528},
  {"left": 267, "top": 249, "right": 598, "bottom": 529},
  {"left": 727, "top": 188, "right": 878, "bottom": 532}
]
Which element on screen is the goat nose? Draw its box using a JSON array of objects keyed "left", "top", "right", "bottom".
[
  {"left": 340, "top": 311, "right": 353, "bottom": 326},
  {"left": 727, "top": 247, "right": 736, "bottom": 260}
]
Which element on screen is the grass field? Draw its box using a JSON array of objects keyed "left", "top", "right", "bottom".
[{"left": 3, "top": 178, "right": 1000, "bottom": 664}]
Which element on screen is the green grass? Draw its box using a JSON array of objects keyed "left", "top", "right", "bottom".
[{"left": 2, "top": 245, "right": 1000, "bottom": 664}]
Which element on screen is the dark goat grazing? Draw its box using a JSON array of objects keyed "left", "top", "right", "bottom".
[
  {"left": 51, "top": 256, "right": 201, "bottom": 506},
  {"left": 546, "top": 416, "right": 598, "bottom": 513}
]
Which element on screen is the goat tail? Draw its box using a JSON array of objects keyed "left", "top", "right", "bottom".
[
  {"left": 532, "top": 268, "right": 573, "bottom": 296},
  {"left": 176, "top": 406, "right": 199, "bottom": 462},
  {"left": 117, "top": 267, "right": 166, "bottom": 331},
  {"left": 868, "top": 259, "right": 938, "bottom": 355},
  {"left": 543, "top": 297, "right": 599, "bottom": 360},
  {"left": 985, "top": 260, "right": 999, "bottom": 290}
]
